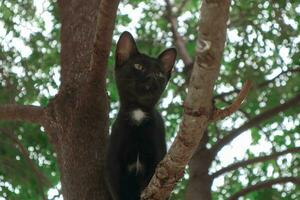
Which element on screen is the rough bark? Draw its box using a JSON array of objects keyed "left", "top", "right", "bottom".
[
  {"left": 141, "top": 1, "right": 231, "bottom": 199},
  {"left": 42, "top": 0, "right": 119, "bottom": 199}
]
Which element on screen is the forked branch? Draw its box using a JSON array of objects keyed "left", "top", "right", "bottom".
[{"left": 228, "top": 177, "right": 300, "bottom": 200}]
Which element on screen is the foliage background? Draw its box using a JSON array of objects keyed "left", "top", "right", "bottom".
[{"left": 0, "top": 0, "right": 299, "bottom": 199}]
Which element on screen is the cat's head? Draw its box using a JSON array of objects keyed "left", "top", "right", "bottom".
[{"left": 115, "top": 31, "right": 177, "bottom": 109}]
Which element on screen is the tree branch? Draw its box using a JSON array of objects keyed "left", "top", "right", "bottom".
[
  {"left": 141, "top": 1, "right": 231, "bottom": 199},
  {"left": 211, "top": 93, "right": 300, "bottom": 156},
  {"left": 211, "top": 80, "right": 251, "bottom": 121},
  {"left": 212, "top": 147, "right": 300, "bottom": 179},
  {"left": 228, "top": 177, "right": 300, "bottom": 200},
  {"left": 0, "top": 104, "right": 45, "bottom": 125},
  {"left": 89, "top": 0, "right": 120, "bottom": 78},
  {"left": 165, "top": 0, "right": 193, "bottom": 67}
]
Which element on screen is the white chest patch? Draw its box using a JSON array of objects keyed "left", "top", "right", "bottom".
[{"left": 131, "top": 109, "right": 147, "bottom": 125}]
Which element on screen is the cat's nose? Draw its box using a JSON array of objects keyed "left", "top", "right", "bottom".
[
  {"left": 146, "top": 73, "right": 154, "bottom": 78},
  {"left": 146, "top": 73, "right": 155, "bottom": 81},
  {"left": 146, "top": 73, "right": 158, "bottom": 80}
]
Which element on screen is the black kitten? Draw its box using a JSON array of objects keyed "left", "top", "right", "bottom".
[{"left": 105, "top": 31, "right": 176, "bottom": 200}]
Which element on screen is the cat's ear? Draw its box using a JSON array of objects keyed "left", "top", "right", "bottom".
[
  {"left": 116, "top": 31, "right": 138, "bottom": 67},
  {"left": 158, "top": 48, "right": 177, "bottom": 75}
]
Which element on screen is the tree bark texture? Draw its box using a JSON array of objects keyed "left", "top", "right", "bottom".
[
  {"left": 43, "top": 0, "right": 119, "bottom": 199},
  {"left": 142, "top": 1, "right": 230, "bottom": 199},
  {"left": 0, "top": 105, "right": 45, "bottom": 125}
]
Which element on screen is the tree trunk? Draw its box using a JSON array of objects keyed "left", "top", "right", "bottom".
[
  {"left": 185, "top": 148, "right": 212, "bottom": 200},
  {"left": 44, "top": 0, "right": 113, "bottom": 199},
  {"left": 46, "top": 71, "right": 110, "bottom": 200},
  {"left": 185, "top": 131, "right": 213, "bottom": 200}
]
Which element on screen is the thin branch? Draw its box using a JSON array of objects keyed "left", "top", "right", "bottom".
[
  {"left": 165, "top": 0, "right": 193, "bottom": 67},
  {"left": 211, "top": 80, "right": 251, "bottom": 121},
  {"left": 210, "top": 93, "right": 300, "bottom": 156},
  {"left": 212, "top": 147, "right": 300, "bottom": 179},
  {"left": 0, "top": 104, "right": 45, "bottom": 125},
  {"left": 215, "top": 67, "right": 300, "bottom": 99},
  {"left": 216, "top": 92, "right": 252, "bottom": 119},
  {"left": 228, "top": 177, "right": 300, "bottom": 200},
  {"left": 89, "top": 0, "right": 120, "bottom": 77}
]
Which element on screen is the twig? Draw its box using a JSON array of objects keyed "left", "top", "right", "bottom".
[
  {"left": 228, "top": 177, "right": 300, "bottom": 200},
  {"left": 210, "top": 92, "right": 300, "bottom": 156},
  {"left": 215, "top": 67, "right": 300, "bottom": 99},
  {"left": 211, "top": 80, "right": 251, "bottom": 121},
  {"left": 164, "top": 0, "right": 193, "bottom": 67},
  {"left": 211, "top": 147, "right": 300, "bottom": 179}
]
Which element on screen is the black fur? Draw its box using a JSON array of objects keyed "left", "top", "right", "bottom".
[{"left": 106, "top": 31, "right": 176, "bottom": 200}]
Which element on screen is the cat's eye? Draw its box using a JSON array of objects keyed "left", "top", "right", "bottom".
[{"left": 134, "top": 64, "right": 144, "bottom": 70}]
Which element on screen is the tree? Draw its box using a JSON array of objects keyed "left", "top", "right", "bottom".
[{"left": 1, "top": 0, "right": 300, "bottom": 200}]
